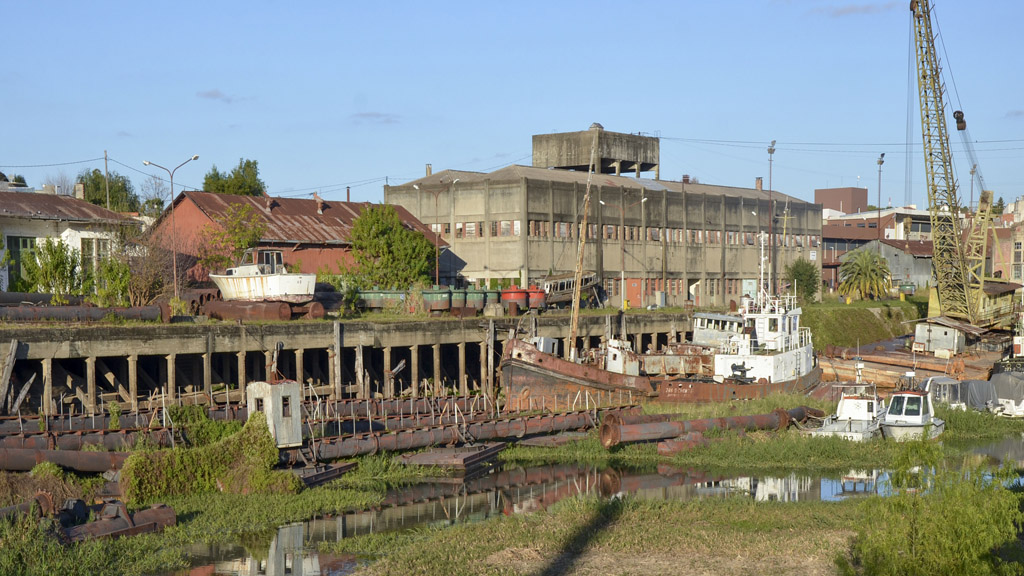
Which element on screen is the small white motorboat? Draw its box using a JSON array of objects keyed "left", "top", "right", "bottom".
[
  {"left": 881, "top": 372, "right": 945, "bottom": 441},
  {"left": 809, "top": 363, "right": 885, "bottom": 442},
  {"left": 209, "top": 248, "right": 316, "bottom": 304}
]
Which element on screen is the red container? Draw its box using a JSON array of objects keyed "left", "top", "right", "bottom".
[
  {"left": 527, "top": 285, "right": 545, "bottom": 309},
  {"left": 501, "top": 286, "right": 528, "bottom": 312}
]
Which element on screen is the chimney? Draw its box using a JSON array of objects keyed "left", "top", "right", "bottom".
[
  {"left": 346, "top": 186, "right": 350, "bottom": 202},
  {"left": 682, "top": 174, "right": 690, "bottom": 184},
  {"left": 74, "top": 183, "right": 85, "bottom": 199},
  {"left": 755, "top": 177, "right": 763, "bottom": 191},
  {"left": 426, "top": 163, "right": 433, "bottom": 177},
  {"left": 313, "top": 191, "right": 324, "bottom": 215}
]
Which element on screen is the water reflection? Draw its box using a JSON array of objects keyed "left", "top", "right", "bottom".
[{"left": 173, "top": 436, "right": 1024, "bottom": 574}]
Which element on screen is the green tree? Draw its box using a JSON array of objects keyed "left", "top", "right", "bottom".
[
  {"left": 345, "top": 204, "right": 434, "bottom": 290},
  {"left": 838, "top": 248, "right": 892, "bottom": 300},
  {"left": 784, "top": 258, "right": 820, "bottom": 302},
  {"left": 76, "top": 168, "right": 140, "bottom": 212},
  {"left": 203, "top": 158, "right": 267, "bottom": 196},
  {"left": 20, "top": 238, "right": 89, "bottom": 304},
  {"left": 196, "top": 204, "right": 267, "bottom": 272},
  {"left": 993, "top": 196, "right": 1006, "bottom": 215}
]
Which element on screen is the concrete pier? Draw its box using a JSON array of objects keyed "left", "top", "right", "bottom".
[{"left": 0, "top": 312, "right": 688, "bottom": 416}]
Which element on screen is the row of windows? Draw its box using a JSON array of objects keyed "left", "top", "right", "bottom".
[
  {"left": 432, "top": 220, "right": 522, "bottom": 239},
  {"left": 432, "top": 219, "right": 822, "bottom": 248},
  {"left": 600, "top": 277, "right": 757, "bottom": 298}
]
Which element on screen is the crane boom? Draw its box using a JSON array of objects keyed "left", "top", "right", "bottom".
[{"left": 910, "top": 0, "right": 975, "bottom": 323}]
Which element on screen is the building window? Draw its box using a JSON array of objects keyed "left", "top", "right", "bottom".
[
  {"left": 282, "top": 396, "right": 291, "bottom": 418},
  {"left": 6, "top": 236, "right": 36, "bottom": 289},
  {"left": 465, "top": 222, "right": 477, "bottom": 238},
  {"left": 455, "top": 223, "right": 463, "bottom": 239}
]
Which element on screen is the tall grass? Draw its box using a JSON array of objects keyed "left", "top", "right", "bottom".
[{"left": 848, "top": 440, "right": 1024, "bottom": 576}]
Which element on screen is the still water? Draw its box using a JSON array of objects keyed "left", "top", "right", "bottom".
[{"left": 168, "top": 434, "right": 1024, "bottom": 575}]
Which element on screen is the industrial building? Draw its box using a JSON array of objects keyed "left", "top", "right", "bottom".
[{"left": 386, "top": 124, "right": 824, "bottom": 308}]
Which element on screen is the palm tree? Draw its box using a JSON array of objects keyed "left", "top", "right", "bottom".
[{"left": 838, "top": 249, "right": 892, "bottom": 300}]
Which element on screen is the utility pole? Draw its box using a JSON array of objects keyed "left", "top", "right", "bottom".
[
  {"left": 104, "top": 150, "right": 110, "bottom": 210},
  {"left": 877, "top": 153, "right": 885, "bottom": 253}
]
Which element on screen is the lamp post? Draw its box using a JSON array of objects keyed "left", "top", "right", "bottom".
[
  {"left": 143, "top": 155, "right": 199, "bottom": 303},
  {"left": 877, "top": 153, "right": 885, "bottom": 252},
  {"left": 600, "top": 195, "right": 647, "bottom": 310},
  {"left": 767, "top": 140, "right": 776, "bottom": 292},
  {"left": 415, "top": 178, "right": 458, "bottom": 287}
]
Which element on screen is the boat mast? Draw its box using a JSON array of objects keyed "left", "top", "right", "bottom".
[{"left": 567, "top": 130, "right": 600, "bottom": 361}]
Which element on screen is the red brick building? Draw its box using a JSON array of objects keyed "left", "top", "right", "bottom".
[{"left": 150, "top": 191, "right": 443, "bottom": 279}]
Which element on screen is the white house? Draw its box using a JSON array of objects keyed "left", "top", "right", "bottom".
[{"left": 0, "top": 188, "right": 136, "bottom": 291}]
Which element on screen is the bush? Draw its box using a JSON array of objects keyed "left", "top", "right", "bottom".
[{"left": 850, "top": 441, "right": 1024, "bottom": 575}]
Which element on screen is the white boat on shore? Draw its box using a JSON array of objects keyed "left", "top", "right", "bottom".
[
  {"left": 808, "top": 377, "right": 885, "bottom": 442},
  {"left": 210, "top": 248, "right": 316, "bottom": 304},
  {"left": 881, "top": 373, "right": 945, "bottom": 441}
]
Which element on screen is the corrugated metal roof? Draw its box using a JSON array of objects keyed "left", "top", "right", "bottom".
[
  {"left": 0, "top": 191, "right": 132, "bottom": 224},
  {"left": 180, "top": 191, "right": 444, "bottom": 247},
  {"left": 880, "top": 239, "right": 934, "bottom": 257},
  {"left": 405, "top": 166, "right": 811, "bottom": 205}
]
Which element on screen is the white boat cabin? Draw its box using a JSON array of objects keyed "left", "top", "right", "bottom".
[{"left": 691, "top": 312, "right": 744, "bottom": 349}]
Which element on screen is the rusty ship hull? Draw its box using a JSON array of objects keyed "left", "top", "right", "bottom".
[
  {"left": 500, "top": 338, "right": 654, "bottom": 409},
  {"left": 500, "top": 338, "right": 822, "bottom": 405}
]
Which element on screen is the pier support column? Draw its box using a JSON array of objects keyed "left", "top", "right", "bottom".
[
  {"left": 458, "top": 342, "right": 467, "bottom": 396},
  {"left": 128, "top": 354, "right": 138, "bottom": 413},
  {"left": 383, "top": 346, "right": 393, "bottom": 399},
  {"left": 86, "top": 356, "right": 96, "bottom": 416},
  {"left": 42, "top": 358, "right": 53, "bottom": 417},
  {"left": 355, "top": 345, "right": 365, "bottom": 399},
  {"left": 237, "top": 351, "right": 246, "bottom": 404},
  {"left": 486, "top": 321, "right": 495, "bottom": 400},
  {"left": 203, "top": 352, "right": 212, "bottom": 405},
  {"left": 295, "top": 348, "right": 305, "bottom": 386},
  {"left": 332, "top": 321, "right": 342, "bottom": 399},
  {"left": 479, "top": 342, "right": 486, "bottom": 396},
  {"left": 410, "top": 345, "right": 419, "bottom": 397},
  {"left": 264, "top": 350, "right": 274, "bottom": 380},
  {"left": 166, "top": 354, "right": 177, "bottom": 405},
  {"left": 432, "top": 344, "right": 441, "bottom": 396}
]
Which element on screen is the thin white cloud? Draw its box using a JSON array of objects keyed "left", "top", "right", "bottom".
[
  {"left": 1007, "top": 110, "right": 1024, "bottom": 118},
  {"left": 816, "top": 2, "right": 901, "bottom": 17},
  {"left": 350, "top": 112, "right": 400, "bottom": 125}
]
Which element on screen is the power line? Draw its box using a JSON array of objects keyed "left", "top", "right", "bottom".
[{"left": 0, "top": 157, "right": 104, "bottom": 169}]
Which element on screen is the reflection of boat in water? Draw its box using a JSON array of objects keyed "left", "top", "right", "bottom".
[
  {"left": 808, "top": 363, "right": 884, "bottom": 442},
  {"left": 209, "top": 248, "right": 316, "bottom": 304},
  {"left": 881, "top": 373, "right": 945, "bottom": 441},
  {"left": 500, "top": 289, "right": 821, "bottom": 405}
]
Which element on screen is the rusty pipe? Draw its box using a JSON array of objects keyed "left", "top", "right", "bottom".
[
  {"left": 0, "top": 292, "right": 85, "bottom": 306},
  {"left": 0, "top": 492, "right": 54, "bottom": 520},
  {"left": 0, "top": 429, "right": 174, "bottom": 451},
  {"left": 290, "top": 410, "right": 596, "bottom": 464},
  {"left": 0, "top": 448, "right": 130, "bottom": 472},
  {"left": 0, "top": 305, "right": 162, "bottom": 322},
  {"left": 64, "top": 502, "right": 176, "bottom": 542},
  {"left": 601, "top": 407, "right": 821, "bottom": 448},
  {"left": 202, "top": 300, "right": 292, "bottom": 321}
]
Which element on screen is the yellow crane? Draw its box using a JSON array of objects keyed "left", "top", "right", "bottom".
[{"left": 910, "top": 0, "right": 1015, "bottom": 328}]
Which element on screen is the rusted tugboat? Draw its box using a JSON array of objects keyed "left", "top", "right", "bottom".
[{"left": 500, "top": 288, "right": 822, "bottom": 405}]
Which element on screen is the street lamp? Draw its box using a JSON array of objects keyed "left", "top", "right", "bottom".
[
  {"left": 767, "top": 140, "right": 776, "bottom": 288},
  {"left": 600, "top": 195, "right": 647, "bottom": 310},
  {"left": 877, "top": 153, "right": 885, "bottom": 253},
  {"left": 415, "top": 178, "right": 458, "bottom": 287},
  {"left": 143, "top": 155, "right": 199, "bottom": 303}
]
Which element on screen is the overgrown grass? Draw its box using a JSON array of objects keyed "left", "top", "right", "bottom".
[
  {"left": 0, "top": 513, "right": 188, "bottom": 576},
  {"left": 642, "top": 392, "right": 834, "bottom": 419},
  {"left": 847, "top": 440, "right": 1024, "bottom": 576},
  {"left": 939, "top": 405, "right": 1024, "bottom": 441},
  {"left": 328, "top": 494, "right": 866, "bottom": 576},
  {"left": 166, "top": 404, "right": 244, "bottom": 447},
  {"left": 120, "top": 412, "right": 300, "bottom": 505},
  {"left": 500, "top": 432, "right": 660, "bottom": 470}
]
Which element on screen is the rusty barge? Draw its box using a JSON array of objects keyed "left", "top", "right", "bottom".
[{"left": 501, "top": 290, "right": 822, "bottom": 404}]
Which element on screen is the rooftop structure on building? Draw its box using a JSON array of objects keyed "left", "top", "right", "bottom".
[{"left": 386, "top": 124, "right": 824, "bottom": 309}]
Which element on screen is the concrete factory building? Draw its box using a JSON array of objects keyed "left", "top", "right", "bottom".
[{"left": 386, "top": 125, "right": 823, "bottom": 309}]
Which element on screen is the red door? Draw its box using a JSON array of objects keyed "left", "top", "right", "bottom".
[{"left": 625, "top": 278, "right": 642, "bottom": 308}]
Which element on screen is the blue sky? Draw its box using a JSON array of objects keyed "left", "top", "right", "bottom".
[{"left": 4, "top": 1, "right": 1022, "bottom": 210}]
